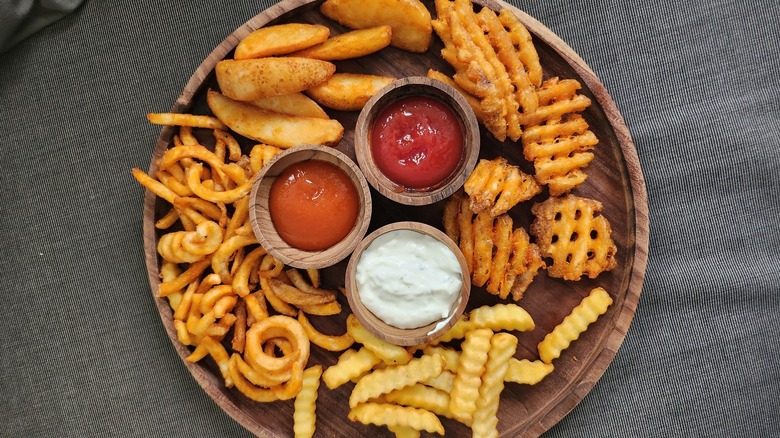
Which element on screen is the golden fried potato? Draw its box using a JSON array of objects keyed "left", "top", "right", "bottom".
[
  {"left": 504, "top": 359, "right": 554, "bottom": 385},
  {"left": 464, "top": 157, "right": 540, "bottom": 216},
  {"left": 249, "top": 93, "right": 329, "bottom": 119},
  {"left": 305, "top": 73, "right": 395, "bottom": 111},
  {"left": 206, "top": 90, "right": 344, "bottom": 148},
  {"left": 432, "top": 1, "right": 545, "bottom": 142},
  {"left": 538, "top": 287, "right": 613, "bottom": 363},
  {"left": 443, "top": 193, "right": 545, "bottom": 300},
  {"left": 472, "top": 333, "right": 517, "bottom": 438},
  {"left": 293, "top": 365, "right": 323, "bottom": 438},
  {"left": 291, "top": 26, "right": 393, "bottom": 60},
  {"left": 348, "top": 402, "right": 445, "bottom": 435},
  {"left": 215, "top": 58, "right": 335, "bottom": 101},
  {"left": 320, "top": 0, "right": 432, "bottom": 53},
  {"left": 449, "top": 328, "right": 492, "bottom": 424},
  {"left": 349, "top": 354, "right": 445, "bottom": 408},
  {"left": 530, "top": 194, "right": 617, "bottom": 281},
  {"left": 234, "top": 23, "right": 330, "bottom": 60},
  {"left": 146, "top": 113, "right": 227, "bottom": 130}
]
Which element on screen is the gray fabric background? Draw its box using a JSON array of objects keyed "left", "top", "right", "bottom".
[{"left": 1, "top": 0, "right": 778, "bottom": 436}]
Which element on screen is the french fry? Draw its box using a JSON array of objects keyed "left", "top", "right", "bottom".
[
  {"left": 207, "top": 90, "right": 344, "bottom": 148},
  {"left": 349, "top": 354, "right": 445, "bottom": 408},
  {"left": 538, "top": 287, "right": 613, "bottom": 364},
  {"left": 158, "top": 258, "right": 211, "bottom": 298},
  {"left": 306, "top": 73, "right": 395, "bottom": 111},
  {"left": 471, "top": 333, "right": 517, "bottom": 438},
  {"left": 421, "top": 346, "right": 460, "bottom": 372},
  {"left": 323, "top": 347, "right": 381, "bottom": 389},
  {"left": 348, "top": 403, "right": 445, "bottom": 435},
  {"left": 146, "top": 112, "right": 227, "bottom": 130},
  {"left": 228, "top": 354, "right": 280, "bottom": 402},
  {"left": 385, "top": 383, "right": 453, "bottom": 419},
  {"left": 422, "top": 369, "right": 455, "bottom": 393},
  {"left": 232, "top": 300, "right": 247, "bottom": 353},
  {"left": 449, "top": 328, "right": 492, "bottom": 424},
  {"left": 504, "top": 359, "right": 554, "bottom": 385},
  {"left": 267, "top": 278, "right": 336, "bottom": 306},
  {"left": 293, "top": 365, "right": 323, "bottom": 438},
  {"left": 186, "top": 162, "right": 253, "bottom": 204},
  {"left": 291, "top": 26, "right": 393, "bottom": 60},
  {"left": 346, "top": 314, "right": 411, "bottom": 365},
  {"left": 232, "top": 246, "right": 267, "bottom": 298},
  {"left": 387, "top": 425, "right": 421, "bottom": 438},
  {"left": 234, "top": 23, "right": 330, "bottom": 60},
  {"left": 131, "top": 168, "right": 178, "bottom": 204},
  {"left": 469, "top": 303, "right": 535, "bottom": 333},
  {"left": 298, "top": 312, "right": 354, "bottom": 352},
  {"left": 210, "top": 235, "right": 258, "bottom": 282}
]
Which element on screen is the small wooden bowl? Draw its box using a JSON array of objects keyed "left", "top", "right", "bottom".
[
  {"left": 354, "top": 76, "right": 480, "bottom": 206},
  {"left": 344, "top": 221, "right": 471, "bottom": 346},
  {"left": 249, "top": 145, "right": 372, "bottom": 269}
]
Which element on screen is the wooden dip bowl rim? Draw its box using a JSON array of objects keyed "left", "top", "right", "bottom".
[
  {"left": 344, "top": 221, "right": 471, "bottom": 346},
  {"left": 354, "top": 76, "right": 480, "bottom": 206},
  {"left": 248, "top": 144, "right": 372, "bottom": 269}
]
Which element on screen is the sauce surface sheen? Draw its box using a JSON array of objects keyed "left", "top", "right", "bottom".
[
  {"left": 370, "top": 95, "right": 463, "bottom": 189},
  {"left": 269, "top": 160, "right": 359, "bottom": 251}
]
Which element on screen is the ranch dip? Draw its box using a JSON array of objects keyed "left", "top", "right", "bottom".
[{"left": 355, "top": 229, "right": 462, "bottom": 329}]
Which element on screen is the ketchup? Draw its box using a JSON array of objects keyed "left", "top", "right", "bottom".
[
  {"left": 370, "top": 96, "right": 463, "bottom": 189},
  {"left": 269, "top": 160, "right": 359, "bottom": 251}
]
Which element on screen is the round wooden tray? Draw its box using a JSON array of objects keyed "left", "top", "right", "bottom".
[{"left": 141, "top": 0, "right": 649, "bottom": 436}]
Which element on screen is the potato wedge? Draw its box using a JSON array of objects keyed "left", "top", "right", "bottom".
[
  {"left": 291, "top": 26, "right": 393, "bottom": 60},
  {"left": 320, "top": 0, "right": 432, "bottom": 53},
  {"left": 207, "top": 90, "right": 343, "bottom": 148},
  {"left": 305, "top": 73, "right": 395, "bottom": 111},
  {"left": 250, "top": 93, "right": 329, "bottom": 119},
  {"left": 234, "top": 23, "right": 330, "bottom": 60},
  {"left": 215, "top": 58, "right": 335, "bottom": 101}
]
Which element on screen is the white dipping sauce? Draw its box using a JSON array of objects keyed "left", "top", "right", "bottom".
[{"left": 355, "top": 229, "right": 463, "bottom": 329}]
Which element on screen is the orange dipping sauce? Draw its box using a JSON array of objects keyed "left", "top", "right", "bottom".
[
  {"left": 371, "top": 95, "right": 464, "bottom": 189},
  {"left": 269, "top": 160, "right": 360, "bottom": 251}
]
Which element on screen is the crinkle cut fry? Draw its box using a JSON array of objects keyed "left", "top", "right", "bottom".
[{"left": 537, "top": 287, "right": 613, "bottom": 363}]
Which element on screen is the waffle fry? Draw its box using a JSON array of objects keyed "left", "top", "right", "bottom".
[
  {"left": 530, "top": 194, "right": 617, "bottom": 280},
  {"left": 443, "top": 193, "right": 545, "bottom": 300},
  {"left": 348, "top": 403, "right": 445, "bottom": 435},
  {"left": 449, "top": 328, "right": 492, "bottom": 424},
  {"left": 472, "top": 333, "right": 517, "bottom": 438},
  {"left": 538, "top": 287, "right": 613, "bottom": 364},
  {"left": 293, "top": 365, "right": 323, "bottom": 438},
  {"left": 504, "top": 359, "right": 554, "bottom": 385},
  {"left": 349, "top": 354, "right": 445, "bottom": 408},
  {"left": 432, "top": 0, "right": 542, "bottom": 141},
  {"left": 464, "top": 157, "right": 541, "bottom": 216}
]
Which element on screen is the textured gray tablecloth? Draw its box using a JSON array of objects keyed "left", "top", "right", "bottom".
[{"left": 1, "top": 0, "right": 778, "bottom": 436}]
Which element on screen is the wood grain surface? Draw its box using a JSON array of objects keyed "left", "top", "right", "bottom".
[{"left": 141, "top": 0, "right": 650, "bottom": 436}]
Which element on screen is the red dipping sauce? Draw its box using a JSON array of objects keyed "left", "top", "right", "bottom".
[
  {"left": 370, "top": 95, "right": 464, "bottom": 189},
  {"left": 269, "top": 160, "right": 359, "bottom": 251}
]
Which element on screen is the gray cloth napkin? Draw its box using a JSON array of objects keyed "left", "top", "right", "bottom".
[{"left": 0, "top": 0, "right": 84, "bottom": 52}]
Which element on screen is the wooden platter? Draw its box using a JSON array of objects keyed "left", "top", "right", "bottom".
[{"left": 141, "top": 0, "right": 649, "bottom": 436}]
